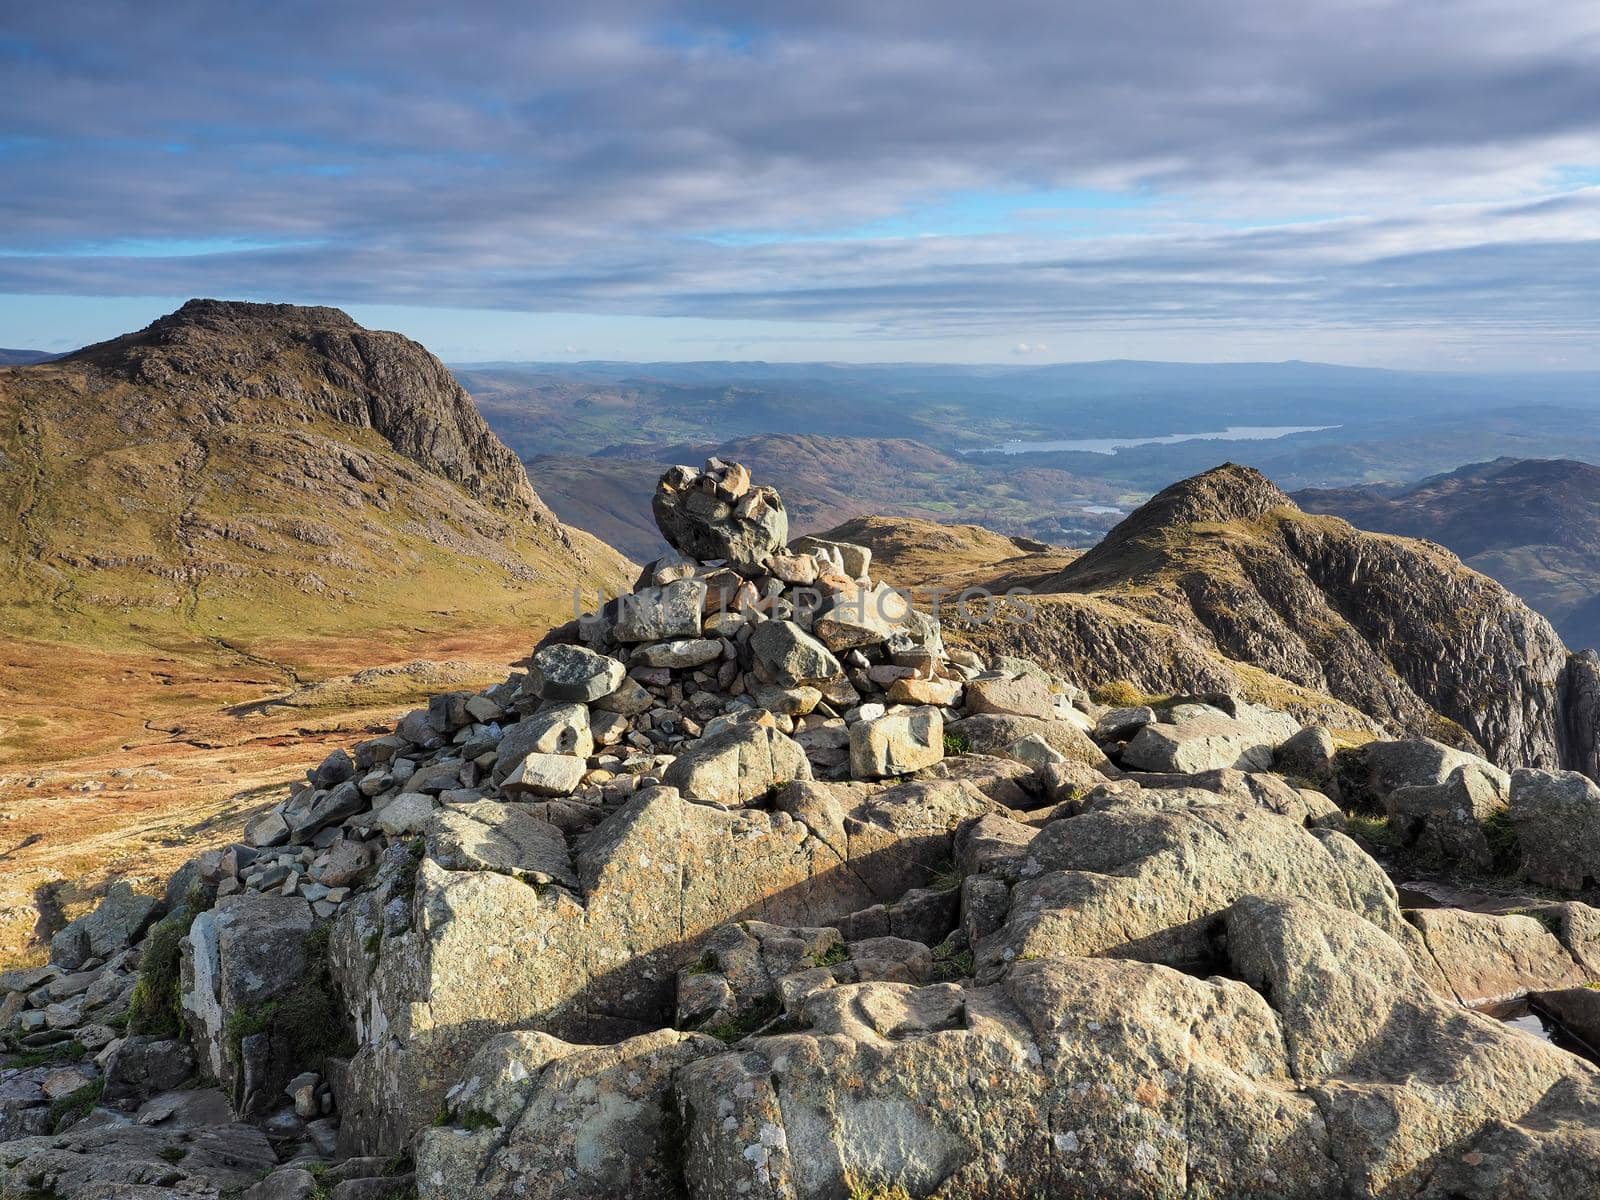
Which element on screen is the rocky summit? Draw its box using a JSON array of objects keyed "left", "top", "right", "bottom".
[{"left": 8, "top": 460, "right": 1600, "bottom": 1199}]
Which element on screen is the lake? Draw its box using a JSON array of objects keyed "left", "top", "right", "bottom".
[{"left": 979, "top": 424, "right": 1338, "bottom": 455}]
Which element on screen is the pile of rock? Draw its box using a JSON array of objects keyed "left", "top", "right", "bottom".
[{"left": 8, "top": 460, "right": 1600, "bottom": 1198}]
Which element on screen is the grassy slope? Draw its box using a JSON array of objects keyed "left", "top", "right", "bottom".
[{"left": 0, "top": 360, "right": 630, "bottom": 964}]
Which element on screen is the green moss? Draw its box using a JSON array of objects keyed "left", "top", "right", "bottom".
[
  {"left": 460, "top": 1108, "right": 500, "bottom": 1133},
  {"left": 224, "top": 923, "right": 354, "bottom": 1072},
  {"left": 1482, "top": 808, "right": 1521, "bottom": 875},
  {"left": 806, "top": 942, "right": 848, "bottom": 969},
  {"left": 128, "top": 887, "right": 207, "bottom": 1037},
  {"left": 157, "top": 1145, "right": 188, "bottom": 1164},
  {"left": 46, "top": 1078, "right": 104, "bottom": 1133},
  {"left": 1, "top": 1039, "right": 85, "bottom": 1070},
  {"left": 682, "top": 950, "right": 718, "bottom": 976},
  {"left": 930, "top": 942, "right": 975, "bottom": 981},
  {"left": 927, "top": 858, "right": 963, "bottom": 894},
  {"left": 701, "top": 993, "right": 783, "bottom": 1044},
  {"left": 1343, "top": 813, "right": 1402, "bottom": 850}
]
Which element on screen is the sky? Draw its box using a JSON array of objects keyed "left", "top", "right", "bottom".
[{"left": 1, "top": 1, "right": 1598, "bottom": 367}]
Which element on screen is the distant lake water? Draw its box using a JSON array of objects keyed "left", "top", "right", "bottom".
[{"left": 978, "top": 424, "right": 1338, "bottom": 455}]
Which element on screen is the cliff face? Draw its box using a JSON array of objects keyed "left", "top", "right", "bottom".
[
  {"left": 61, "top": 299, "right": 544, "bottom": 518},
  {"left": 968, "top": 464, "right": 1585, "bottom": 772},
  {"left": 1296, "top": 457, "right": 1600, "bottom": 651}
]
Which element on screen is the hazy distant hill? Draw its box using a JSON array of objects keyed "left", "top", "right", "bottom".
[
  {"left": 0, "top": 348, "right": 56, "bottom": 365},
  {"left": 1296, "top": 458, "right": 1600, "bottom": 650},
  {"left": 528, "top": 432, "right": 1124, "bottom": 561},
  {"left": 459, "top": 358, "right": 1600, "bottom": 456}
]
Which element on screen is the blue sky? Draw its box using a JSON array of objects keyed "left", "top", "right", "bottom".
[{"left": 2, "top": 1, "right": 1598, "bottom": 367}]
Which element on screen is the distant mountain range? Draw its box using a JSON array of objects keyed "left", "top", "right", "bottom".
[
  {"left": 0, "top": 348, "right": 56, "bottom": 365},
  {"left": 456, "top": 358, "right": 1600, "bottom": 457},
  {"left": 1297, "top": 458, "right": 1600, "bottom": 651}
]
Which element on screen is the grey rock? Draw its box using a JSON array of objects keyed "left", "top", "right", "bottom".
[
  {"left": 663, "top": 725, "right": 813, "bottom": 807},
  {"left": 849, "top": 707, "right": 944, "bottom": 780},
  {"left": 1510, "top": 767, "right": 1600, "bottom": 890},
  {"left": 500, "top": 752, "right": 587, "bottom": 798},
  {"left": 653, "top": 462, "right": 787, "bottom": 572},
  {"left": 415, "top": 1028, "right": 719, "bottom": 1200},
  {"left": 635, "top": 637, "right": 722, "bottom": 669},
  {"left": 50, "top": 883, "right": 162, "bottom": 971},
  {"left": 748, "top": 620, "right": 843, "bottom": 687},
  {"left": 529, "top": 643, "right": 625, "bottom": 703},
  {"left": 496, "top": 704, "right": 594, "bottom": 775},
  {"left": 614, "top": 578, "right": 707, "bottom": 643}
]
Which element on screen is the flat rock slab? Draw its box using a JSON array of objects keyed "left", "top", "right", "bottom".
[{"left": 427, "top": 801, "right": 579, "bottom": 890}]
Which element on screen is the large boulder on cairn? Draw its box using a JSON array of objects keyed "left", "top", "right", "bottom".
[{"left": 652, "top": 459, "right": 787, "bottom": 573}]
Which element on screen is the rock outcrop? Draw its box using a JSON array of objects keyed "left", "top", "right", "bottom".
[
  {"left": 960, "top": 463, "right": 1593, "bottom": 776},
  {"left": 9, "top": 459, "right": 1600, "bottom": 1198}
]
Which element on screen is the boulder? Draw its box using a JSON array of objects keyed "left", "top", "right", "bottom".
[
  {"left": 1384, "top": 765, "right": 1504, "bottom": 870},
  {"left": 102, "top": 1035, "right": 197, "bottom": 1102},
  {"left": 1347, "top": 738, "right": 1509, "bottom": 810},
  {"left": 373, "top": 792, "right": 438, "bottom": 836},
  {"left": 529, "top": 644, "right": 625, "bottom": 703},
  {"left": 332, "top": 780, "right": 989, "bottom": 1155},
  {"left": 813, "top": 583, "right": 912, "bottom": 651},
  {"left": 501, "top": 752, "right": 587, "bottom": 798},
  {"left": 748, "top": 620, "right": 843, "bottom": 687},
  {"left": 1225, "top": 896, "right": 1600, "bottom": 1198},
  {"left": 496, "top": 704, "right": 594, "bottom": 774},
  {"left": 790, "top": 536, "right": 872, "bottom": 580},
  {"left": 1274, "top": 724, "right": 1337, "bottom": 781},
  {"left": 613, "top": 579, "right": 707, "bottom": 643},
  {"left": 948, "top": 713, "right": 1108, "bottom": 768},
  {"left": 652, "top": 462, "right": 787, "bottom": 572},
  {"left": 849, "top": 707, "right": 943, "bottom": 779},
  {"left": 1510, "top": 767, "right": 1600, "bottom": 890},
  {"left": 977, "top": 801, "right": 1428, "bottom": 980},
  {"left": 663, "top": 725, "right": 813, "bottom": 806},
  {"left": 886, "top": 676, "right": 962, "bottom": 706},
  {"left": 180, "top": 894, "right": 317, "bottom": 1114},
  {"left": 49, "top": 882, "right": 162, "bottom": 970},
  {"left": 0, "top": 1122, "right": 278, "bottom": 1198},
  {"left": 282, "top": 781, "right": 363, "bottom": 841},
  {"left": 1003, "top": 733, "right": 1064, "bottom": 769},
  {"left": 594, "top": 676, "right": 653, "bottom": 716},
  {"left": 635, "top": 637, "right": 723, "bottom": 669},
  {"left": 1093, "top": 705, "right": 1156, "bottom": 742},
  {"left": 1406, "top": 908, "right": 1590, "bottom": 1005},
  {"left": 964, "top": 672, "right": 1054, "bottom": 720},
  {"left": 415, "top": 1028, "right": 720, "bottom": 1200},
  {"left": 1120, "top": 704, "right": 1297, "bottom": 774},
  {"left": 425, "top": 800, "right": 578, "bottom": 890},
  {"left": 676, "top": 960, "right": 1341, "bottom": 1199}
]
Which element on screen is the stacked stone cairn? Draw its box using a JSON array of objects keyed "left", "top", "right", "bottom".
[{"left": 9, "top": 460, "right": 1600, "bottom": 1198}]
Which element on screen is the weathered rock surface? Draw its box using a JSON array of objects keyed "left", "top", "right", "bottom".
[
  {"left": 1510, "top": 767, "right": 1600, "bottom": 890},
  {"left": 18, "top": 459, "right": 1600, "bottom": 1199},
  {"left": 653, "top": 461, "right": 787, "bottom": 572},
  {"left": 663, "top": 724, "right": 812, "bottom": 807}
]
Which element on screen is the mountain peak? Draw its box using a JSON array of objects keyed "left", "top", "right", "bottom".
[
  {"left": 1065, "top": 462, "right": 1292, "bottom": 581},
  {"left": 54, "top": 299, "right": 542, "bottom": 518}
]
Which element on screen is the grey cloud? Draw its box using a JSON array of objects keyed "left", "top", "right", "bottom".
[{"left": 1, "top": 1, "right": 1598, "bottom": 348}]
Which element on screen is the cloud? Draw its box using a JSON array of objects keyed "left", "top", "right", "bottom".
[
  {"left": 1, "top": 1, "right": 1598, "bottom": 359},
  {"left": 1011, "top": 342, "right": 1050, "bottom": 355}
]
